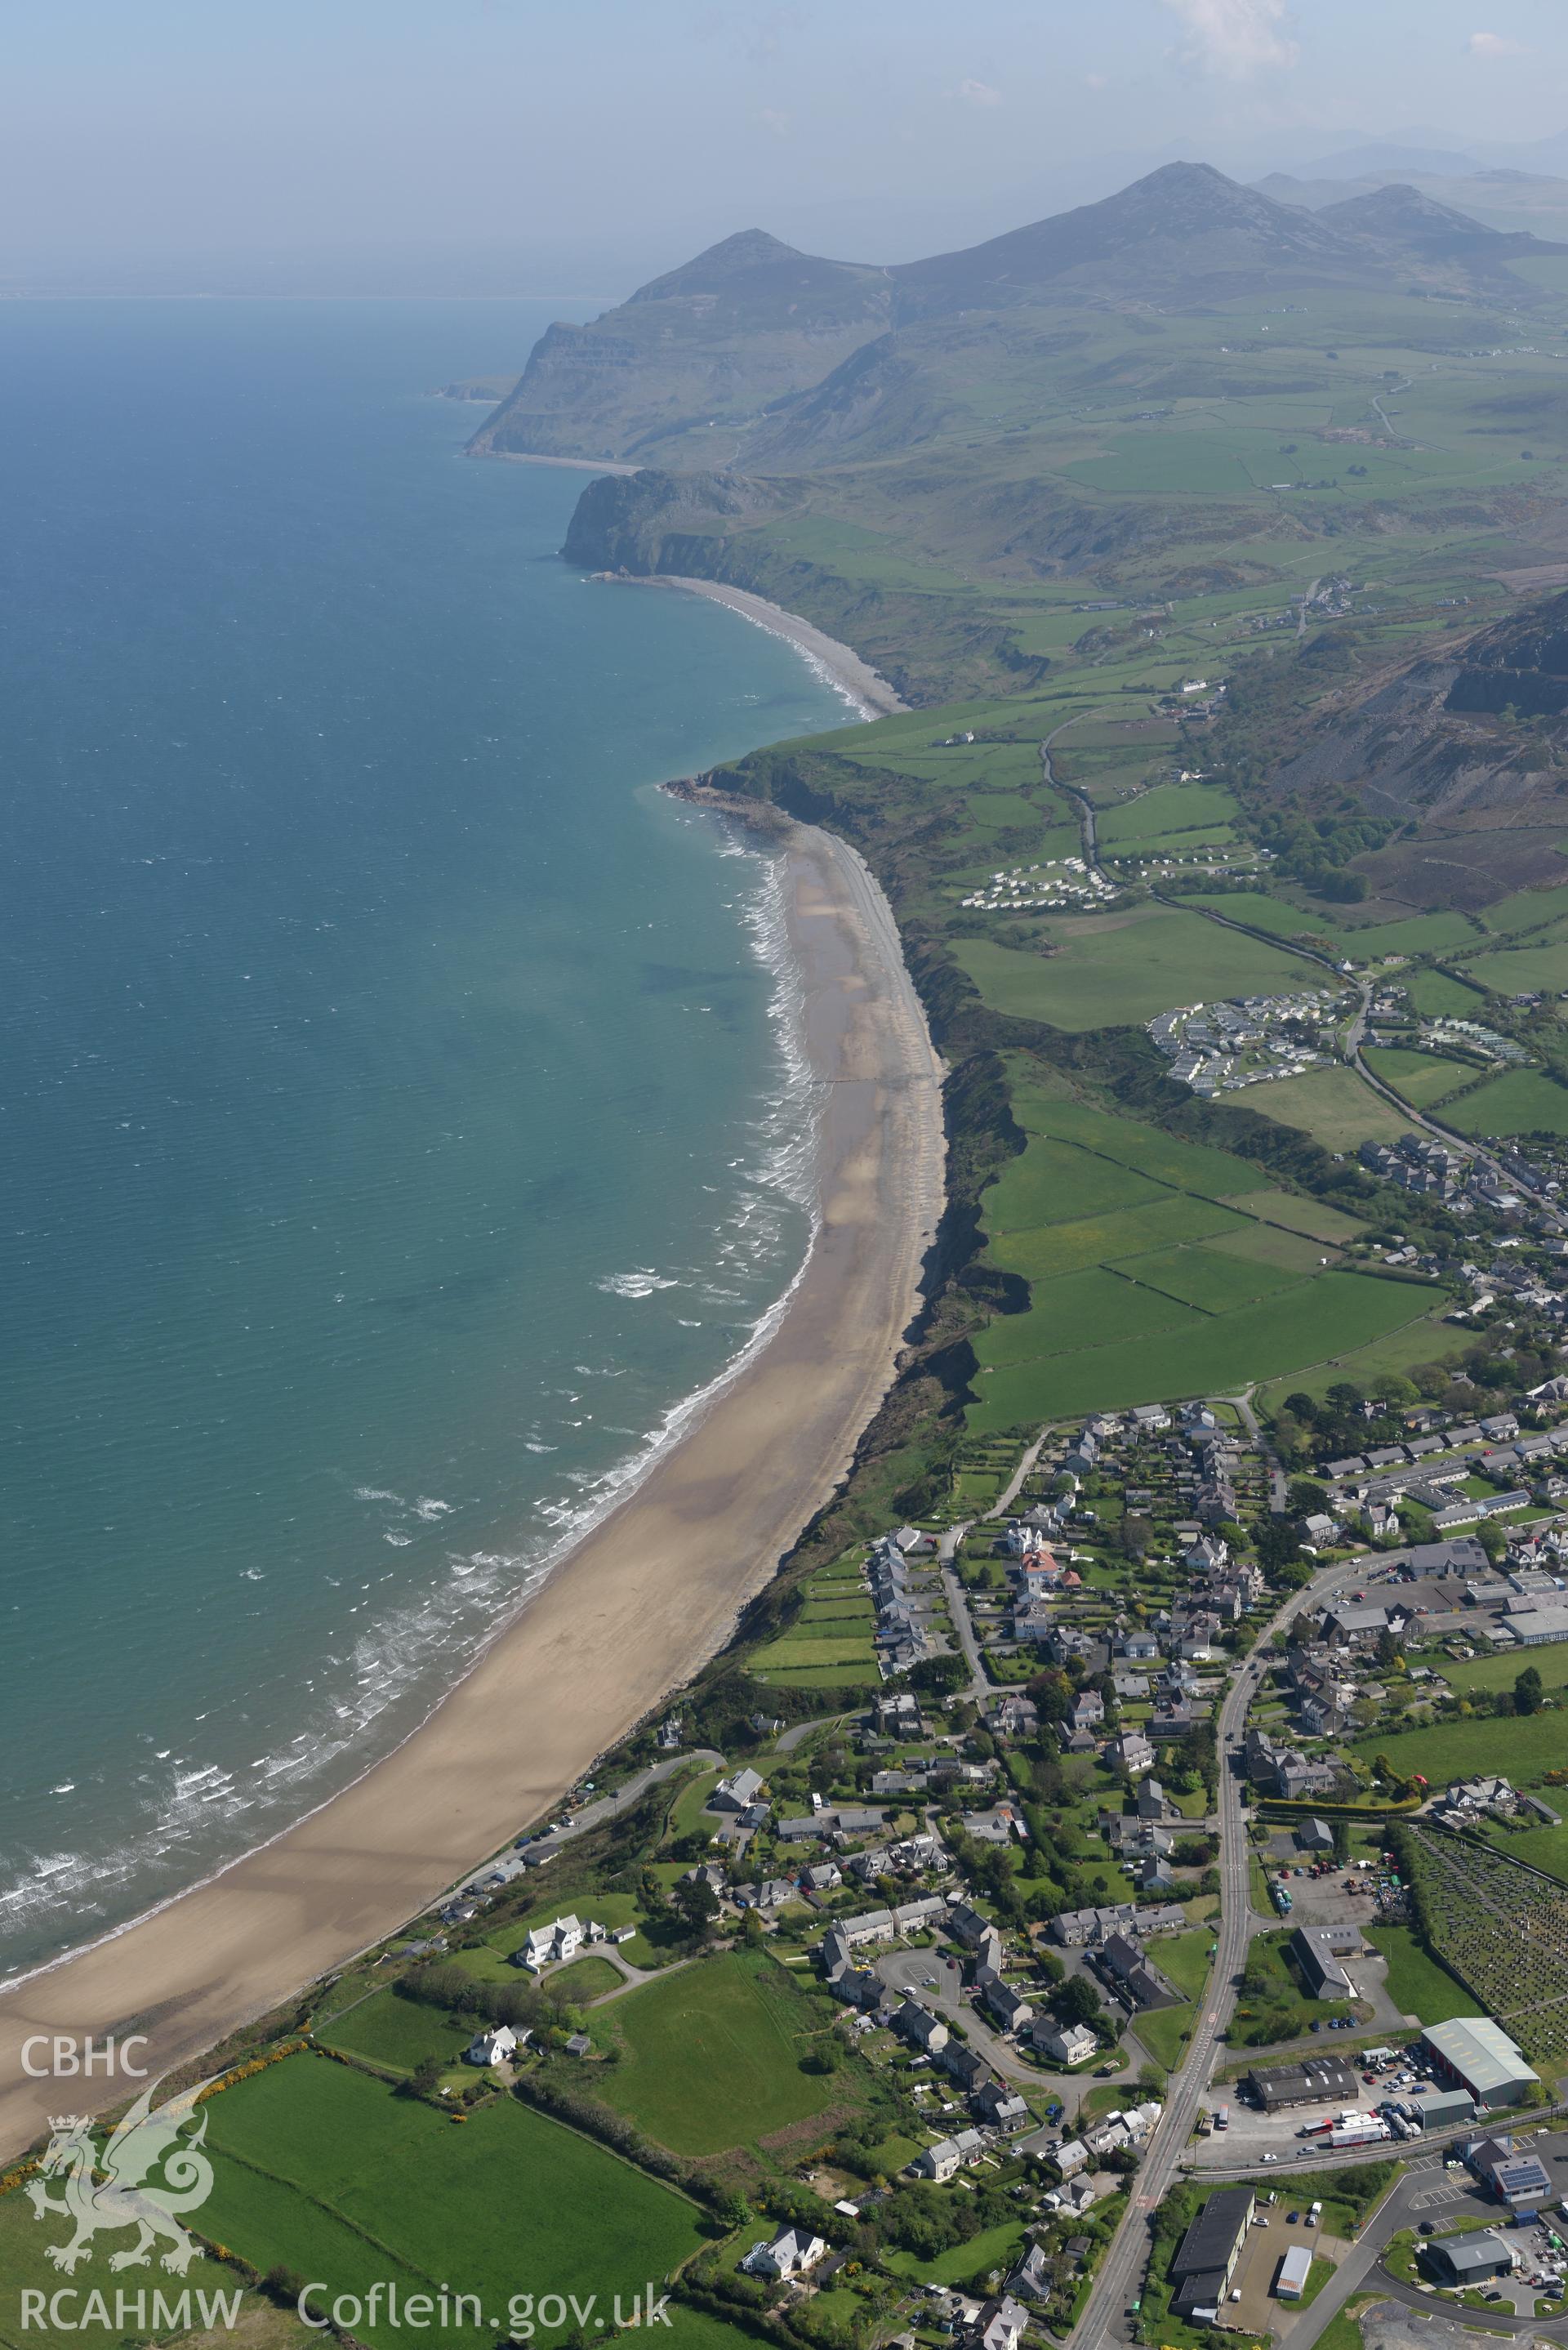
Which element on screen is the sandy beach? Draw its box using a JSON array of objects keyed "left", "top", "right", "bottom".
[
  {"left": 619, "top": 577, "right": 907, "bottom": 719},
  {"left": 0, "top": 818, "right": 944, "bottom": 2162}
]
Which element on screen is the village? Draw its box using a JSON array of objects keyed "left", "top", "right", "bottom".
[{"left": 273, "top": 1382, "right": 1568, "bottom": 2350}]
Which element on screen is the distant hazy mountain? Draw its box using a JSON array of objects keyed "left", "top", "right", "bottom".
[
  {"left": 1295, "top": 142, "right": 1485, "bottom": 181},
  {"left": 473, "top": 161, "right": 1566, "bottom": 470}
]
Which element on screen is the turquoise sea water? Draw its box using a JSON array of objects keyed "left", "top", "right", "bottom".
[{"left": 0, "top": 299, "right": 853, "bottom": 1975}]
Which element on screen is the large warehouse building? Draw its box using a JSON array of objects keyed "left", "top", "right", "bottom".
[
  {"left": 1169, "top": 2187, "right": 1256, "bottom": 2321},
  {"left": 1420, "top": 2019, "right": 1539, "bottom": 2109},
  {"left": 1245, "top": 2055, "right": 1359, "bottom": 2111}
]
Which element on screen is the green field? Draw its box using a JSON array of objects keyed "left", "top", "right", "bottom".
[
  {"left": 1232, "top": 1188, "right": 1365, "bottom": 1241},
  {"left": 1206, "top": 1221, "right": 1337, "bottom": 1273},
  {"left": 1097, "top": 780, "right": 1243, "bottom": 843},
  {"left": 976, "top": 1267, "right": 1200, "bottom": 1361},
  {"left": 887, "top": 2219, "right": 1030, "bottom": 2288},
  {"left": 1253, "top": 1065, "right": 1414, "bottom": 1152},
  {"left": 1439, "top": 1066, "right": 1568, "bottom": 1137},
  {"left": 1254, "top": 1313, "right": 1461, "bottom": 1411},
  {"left": 984, "top": 1191, "right": 1248, "bottom": 1283},
  {"left": 970, "top": 1269, "right": 1427, "bottom": 1429},
  {"left": 1402, "top": 966, "right": 1492, "bottom": 1018},
  {"left": 595, "top": 1951, "right": 853, "bottom": 2155},
  {"left": 957, "top": 907, "right": 1312, "bottom": 1030},
  {"left": 550, "top": 1955, "right": 623, "bottom": 2002},
  {"left": 1133, "top": 2001, "right": 1195, "bottom": 2071},
  {"left": 984, "top": 1134, "right": 1165, "bottom": 1229},
  {"left": 1363, "top": 1046, "right": 1476, "bottom": 1107},
  {"left": 0, "top": 2183, "right": 264, "bottom": 2349},
  {"left": 1113, "top": 1241, "right": 1309, "bottom": 1313},
  {"left": 198, "top": 2054, "right": 707, "bottom": 2350},
  {"left": 1350, "top": 1707, "right": 1568, "bottom": 1787},
  {"left": 316, "top": 1988, "right": 470, "bottom": 2075},
  {"left": 1365, "top": 1924, "right": 1477, "bottom": 2026},
  {"left": 1011, "top": 1087, "right": 1270, "bottom": 1197},
  {"left": 1157, "top": 1928, "right": 1217, "bottom": 2001},
  {"left": 1457, "top": 934, "right": 1568, "bottom": 996}
]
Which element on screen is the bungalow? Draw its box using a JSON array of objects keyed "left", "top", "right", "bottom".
[
  {"left": 801, "top": 1862, "right": 842, "bottom": 1893},
  {"left": 742, "top": 2227, "right": 829, "bottom": 2282}
]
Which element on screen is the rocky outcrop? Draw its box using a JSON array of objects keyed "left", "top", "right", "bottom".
[{"left": 561, "top": 469, "right": 798, "bottom": 574}]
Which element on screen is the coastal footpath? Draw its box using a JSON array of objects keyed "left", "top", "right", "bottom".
[{"left": 0, "top": 819, "right": 945, "bottom": 2164}]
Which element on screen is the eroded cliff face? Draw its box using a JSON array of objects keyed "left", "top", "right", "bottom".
[{"left": 559, "top": 470, "right": 797, "bottom": 573}]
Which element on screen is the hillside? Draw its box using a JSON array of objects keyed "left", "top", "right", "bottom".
[{"left": 468, "top": 229, "right": 892, "bottom": 466}]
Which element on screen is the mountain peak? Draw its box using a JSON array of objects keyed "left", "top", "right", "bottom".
[
  {"left": 628, "top": 229, "right": 810, "bottom": 303},
  {"left": 1321, "top": 181, "right": 1498, "bottom": 247}
]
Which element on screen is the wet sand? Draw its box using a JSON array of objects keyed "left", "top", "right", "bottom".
[{"left": 0, "top": 819, "right": 944, "bottom": 2160}]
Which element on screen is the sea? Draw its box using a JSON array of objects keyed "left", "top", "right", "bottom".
[{"left": 0, "top": 297, "right": 855, "bottom": 1979}]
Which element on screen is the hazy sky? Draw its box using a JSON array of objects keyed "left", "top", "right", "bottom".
[{"left": 5, "top": 0, "right": 1566, "bottom": 291}]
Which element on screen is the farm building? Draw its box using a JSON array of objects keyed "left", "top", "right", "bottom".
[{"left": 1421, "top": 2018, "right": 1539, "bottom": 2108}]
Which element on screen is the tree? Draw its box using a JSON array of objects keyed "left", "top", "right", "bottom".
[
  {"left": 1051, "top": 1974, "right": 1107, "bottom": 2028},
  {"left": 404, "top": 2055, "right": 444, "bottom": 2100},
  {"left": 1515, "top": 1665, "right": 1545, "bottom": 1716},
  {"left": 1288, "top": 1479, "right": 1330, "bottom": 1518},
  {"left": 1120, "top": 1514, "right": 1154, "bottom": 1560},
  {"left": 674, "top": 1875, "right": 719, "bottom": 1936}
]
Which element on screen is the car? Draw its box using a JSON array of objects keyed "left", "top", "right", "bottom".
[
  {"left": 1287, "top": 2212, "right": 1299, "bottom": 2225},
  {"left": 1419, "top": 2223, "right": 1436, "bottom": 2236},
  {"left": 922, "top": 1974, "right": 938, "bottom": 1987},
  {"left": 1264, "top": 2153, "right": 1279, "bottom": 2163}
]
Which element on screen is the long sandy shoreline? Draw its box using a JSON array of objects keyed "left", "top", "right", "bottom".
[
  {"left": 0, "top": 817, "right": 944, "bottom": 2161},
  {"left": 617, "top": 576, "right": 907, "bottom": 720}
]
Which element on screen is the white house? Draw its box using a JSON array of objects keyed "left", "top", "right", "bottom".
[
  {"left": 742, "top": 2227, "right": 828, "bottom": 2282},
  {"left": 1032, "top": 2018, "right": 1097, "bottom": 2067},
  {"left": 515, "top": 1913, "right": 582, "bottom": 1970},
  {"left": 466, "top": 2025, "right": 520, "bottom": 2067}
]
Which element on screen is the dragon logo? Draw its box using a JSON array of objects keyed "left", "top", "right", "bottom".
[{"left": 26, "top": 2075, "right": 219, "bottom": 2273}]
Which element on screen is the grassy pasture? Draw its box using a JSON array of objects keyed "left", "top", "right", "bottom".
[
  {"left": 1477, "top": 880, "right": 1568, "bottom": 934},
  {"left": 969, "top": 1271, "right": 1427, "bottom": 1429},
  {"left": 1362, "top": 1046, "right": 1476, "bottom": 1107},
  {"left": 315, "top": 1988, "right": 468, "bottom": 2075},
  {"left": 1402, "top": 966, "right": 1492, "bottom": 1018},
  {"left": 1187, "top": 891, "right": 1349, "bottom": 948},
  {"left": 1114, "top": 1242, "right": 1307, "bottom": 1313},
  {"left": 983, "top": 1135, "right": 1165, "bottom": 1230},
  {"left": 1205, "top": 1222, "right": 1335, "bottom": 1273},
  {"left": 976, "top": 1269, "right": 1203, "bottom": 1366},
  {"left": 197, "top": 2055, "right": 706, "bottom": 2350},
  {"left": 1348, "top": 1707, "right": 1568, "bottom": 1786},
  {"left": 956, "top": 907, "right": 1311, "bottom": 1030},
  {"left": 1365, "top": 1924, "right": 1481, "bottom": 2027},
  {"left": 1251, "top": 1065, "right": 1414, "bottom": 1151},
  {"left": 1253, "top": 1313, "right": 1462, "bottom": 1411},
  {"left": 0, "top": 2185, "right": 261, "bottom": 2349},
  {"left": 1439, "top": 1066, "right": 1568, "bottom": 1136},
  {"left": 1229, "top": 1188, "right": 1365, "bottom": 1241},
  {"left": 984, "top": 1191, "right": 1250, "bottom": 1282},
  {"left": 1011, "top": 1086, "right": 1269, "bottom": 1196},
  {"left": 1097, "top": 781, "right": 1243, "bottom": 844},
  {"left": 1459, "top": 936, "right": 1568, "bottom": 995},
  {"left": 595, "top": 1951, "right": 850, "bottom": 2155}
]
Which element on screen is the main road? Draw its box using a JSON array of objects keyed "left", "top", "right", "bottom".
[{"left": 1070, "top": 1554, "right": 1370, "bottom": 2350}]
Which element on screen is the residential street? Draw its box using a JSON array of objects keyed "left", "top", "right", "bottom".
[{"left": 1070, "top": 1553, "right": 1378, "bottom": 2350}]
